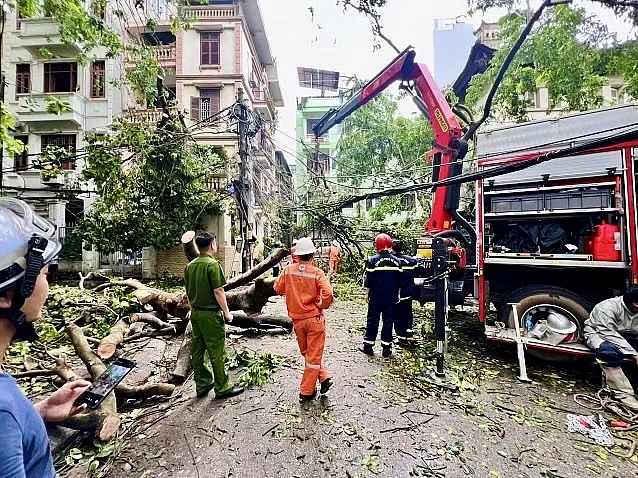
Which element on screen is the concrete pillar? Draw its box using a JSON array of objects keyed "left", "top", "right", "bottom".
[
  {"left": 47, "top": 200, "right": 66, "bottom": 229},
  {"left": 142, "top": 246, "right": 157, "bottom": 279}
]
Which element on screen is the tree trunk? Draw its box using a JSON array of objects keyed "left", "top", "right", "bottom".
[
  {"left": 97, "top": 320, "right": 129, "bottom": 359},
  {"left": 224, "top": 248, "right": 287, "bottom": 290},
  {"left": 170, "top": 322, "right": 192, "bottom": 383}
]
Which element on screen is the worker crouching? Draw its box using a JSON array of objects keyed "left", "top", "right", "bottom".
[
  {"left": 361, "top": 233, "right": 402, "bottom": 357},
  {"left": 584, "top": 287, "right": 638, "bottom": 410},
  {"left": 274, "top": 237, "right": 335, "bottom": 403}
]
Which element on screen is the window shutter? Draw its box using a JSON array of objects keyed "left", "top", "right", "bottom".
[
  {"left": 211, "top": 90, "right": 220, "bottom": 114},
  {"left": 190, "top": 96, "right": 200, "bottom": 121}
]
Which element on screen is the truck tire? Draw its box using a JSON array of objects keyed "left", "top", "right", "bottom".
[{"left": 499, "top": 285, "right": 592, "bottom": 362}]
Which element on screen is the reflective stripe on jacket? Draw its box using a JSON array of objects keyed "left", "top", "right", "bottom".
[
  {"left": 364, "top": 251, "right": 402, "bottom": 305},
  {"left": 274, "top": 261, "right": 334, "bottom": 319}
]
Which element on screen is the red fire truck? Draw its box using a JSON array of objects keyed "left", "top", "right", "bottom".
[
  {"left": 476, "top": 106, "right": 638, "bottom": 359},
  {"left": 313, "top": 45, "right": 638, "bottom": 361}
]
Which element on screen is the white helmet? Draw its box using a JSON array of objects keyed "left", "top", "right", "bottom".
[
  {"left": 0, "top": 198, "right": 61, "bottom": 293},
  {"left": 294, "top": 237, "right": 317, "bottom": 256}
]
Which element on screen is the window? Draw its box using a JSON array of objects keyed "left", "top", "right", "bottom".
[
  {"left": 13, "top": 136, "right": 29, "bottom": 170},
  {"left": 44, "top": 63, "right": 78, "bottom": 93},
  {"left": 306, "top": 118, "right": 321, "bottom": 135},
  {"left": 90, "top": 61, "right": 105, "bottom": 98},
  {"left": 41, "top": 134, "right": 76, "bottom": 170},
  {"left": 16, "top": 64, "right": 30, "bottom": 97},
  {"left": 200, "top": 32, "right": 220, "bottom": 65},
  {"left": 190, "top": 89, "right": 220, "bottom": 121}
]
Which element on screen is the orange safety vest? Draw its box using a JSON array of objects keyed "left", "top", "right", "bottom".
[{"left": 274, "top": 261, "right": 334, "bottom": 320}]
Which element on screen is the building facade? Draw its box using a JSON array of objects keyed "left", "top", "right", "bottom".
[
  {"left": 1, "top": 0, "right": 284, "bottom": 278},
  {"left": 128, "top": 0, "right": 283, "bottom": 277},
  {"left": 433, "top": 19, "right": 476, "bottom": 89},
  {"left": 1, "top": 3, "right": 125, "bottom": 274}
]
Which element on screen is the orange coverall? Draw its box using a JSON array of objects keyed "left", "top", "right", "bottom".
[
  {"left": 328, "top": 245, "right": 341, "bottom": 275},
  {"left": 274, "top": 260, "right": 334, "bottom": 395}
]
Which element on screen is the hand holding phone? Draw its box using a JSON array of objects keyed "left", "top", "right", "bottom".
[{"left": 74, "top": 358, "right": 135, "bottom": 409}]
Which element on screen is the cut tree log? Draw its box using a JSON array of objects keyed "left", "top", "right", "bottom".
[
  {"left": 130, "top": 312, "right": 177, "bottom": 331},
  {"left": 97, "top": 319, "right": 130, "bottom": 360},
  {"left": 66, "top": 323, "right": 175, "bottom": 400},
  {"left": 171, "top": 321, "right": 192, "bottom": 383},
  {"left": 181, "top": 230, "right": 199, "bottom": 262},
  {"left": 229, "top": 312, "right": 292, "bottom": 331}
]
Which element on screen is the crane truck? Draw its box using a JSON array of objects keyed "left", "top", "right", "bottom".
[{"left": 312, "top": 46, "right": 638, "bottom": 362}]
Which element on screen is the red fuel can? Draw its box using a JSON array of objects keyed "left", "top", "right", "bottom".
[{"left": 585, "top": 221, "right": 621, "bottom": 261}]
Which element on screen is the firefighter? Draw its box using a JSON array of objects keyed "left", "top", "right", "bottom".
[
  {"left": 584, "top": 287, "right": 638, "bottom": 410},
  {"left": 0, "top": 198, "right": 93, "bottom": 477},
  {"left": 392, "top": 239, "right": 418, "bottom": 347},
  {"left": 184, "top": 232, "right": 244, "bottom": 399},
  {"left": 360, "top": 233, "right": 402, "bottom": 357},
  {"left": 328, "top": 240, "right": 342, "bottom": 279},
  {"left": 274, "top": 237, "right": 334, "bottom": 403}
]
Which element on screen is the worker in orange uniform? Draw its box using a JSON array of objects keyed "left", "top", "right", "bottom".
[
  {"left": 290, "top": 238, "right": 300, "bottom": 264},
  {"left": 328, "top": 240, "right": 342, "bottom": 279},
  {"left": 274, "top": 237, "right": 334, "bottom": 403}
]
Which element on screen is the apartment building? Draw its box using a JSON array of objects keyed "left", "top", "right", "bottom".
[
  {"left": 0, "top": 4, "right": 124, "bottom": 261},
  {"left": 127, "top": 0, "right": 283, "bottom": 276}
]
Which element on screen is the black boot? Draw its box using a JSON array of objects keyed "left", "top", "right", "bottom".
[
  {"left": 320, "top": 378, "right": 333, "bottom": 394},
  {"left": 359, "top": 344, "right": 374, "bottom": 356},
  {"left": 299, "top": 389, "right": 317, "bottom": 403}
]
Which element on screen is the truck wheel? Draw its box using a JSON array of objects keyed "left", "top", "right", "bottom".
[{"left": 499, "top": 285, "right": 592, "bottom": 362}]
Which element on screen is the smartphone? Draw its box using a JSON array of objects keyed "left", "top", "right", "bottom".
[{"left": 74, "top": 358, "right": 136, "bottom": 409}]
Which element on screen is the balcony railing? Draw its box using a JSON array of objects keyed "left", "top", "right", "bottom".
[
  {"left": 125, "top": 45, "right": 176, "bottom": 64},
  {"left": 182, "top": 5, "right": 240, "bottom": 20},
  {"left": 123, "top": 109, "right": 165, "bottom": 124}
]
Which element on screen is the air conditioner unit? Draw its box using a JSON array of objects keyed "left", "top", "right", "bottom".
[{"left": 41, "top": 172, "right": 65, "bottom": 186}]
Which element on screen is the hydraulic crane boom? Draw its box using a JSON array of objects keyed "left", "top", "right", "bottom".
[{"left": 312, "top": 47, "right": 469, "bottom": 235}]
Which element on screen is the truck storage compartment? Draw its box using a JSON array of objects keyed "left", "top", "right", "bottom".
[
  {"left": 485, "top": 213, "right": 623, "bottom": 261},
  {"left": 490, "top": 194, "right": 544, "bottom": 213},
  {"left": 545, "top": 189, "right": 611, "bottom": 211}
]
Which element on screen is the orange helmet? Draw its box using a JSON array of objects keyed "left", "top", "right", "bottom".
[{"left": 374, "top": 233, "right": 393, "bottom": 251}]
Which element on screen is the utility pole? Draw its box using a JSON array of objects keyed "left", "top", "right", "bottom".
[{"left": 237, "top": 89, "right": 251, "bottom": 273}]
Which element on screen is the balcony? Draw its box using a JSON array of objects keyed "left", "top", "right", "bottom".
[
  {"left": 17, "top": 93, "right": 85, "bottom": 130},
  {"left": 123, "top": 109, "right": 165, "bottom": 124},
  {"left": 17, "top": 17, "right": 81, "bottom": 56},
  {"left": 182, "top": 4, "right": 240, "bottom": 21},
  {"left": 125, "top": 45, "right": 176, "bottom": 68}
]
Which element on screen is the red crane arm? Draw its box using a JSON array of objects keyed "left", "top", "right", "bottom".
[{"left": 312, "top": 47, "right": 465, "bottom": 234}]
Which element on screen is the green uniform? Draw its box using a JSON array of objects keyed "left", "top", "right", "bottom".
[{"left": 184, "top": 254, "right": 232, "bottom": 396}]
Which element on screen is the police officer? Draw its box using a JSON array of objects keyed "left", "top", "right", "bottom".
[
  {"left": 360, "top": 233, "right": 402, "bottom": 357},
  {"left": 392, "top": 239, "right": 418, "bottom": 347}
]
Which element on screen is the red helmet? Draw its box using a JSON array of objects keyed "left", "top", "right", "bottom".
[{"left": 374, "top": 233, "right": 393, "bottom": 251}]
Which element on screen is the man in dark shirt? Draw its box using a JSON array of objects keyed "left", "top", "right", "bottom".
[
  {"left": 361, "top": 233, "right": 402, "bottom": 357},
  {"left": 184, "top": 232, "right": 244, "bottom": 399}
]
